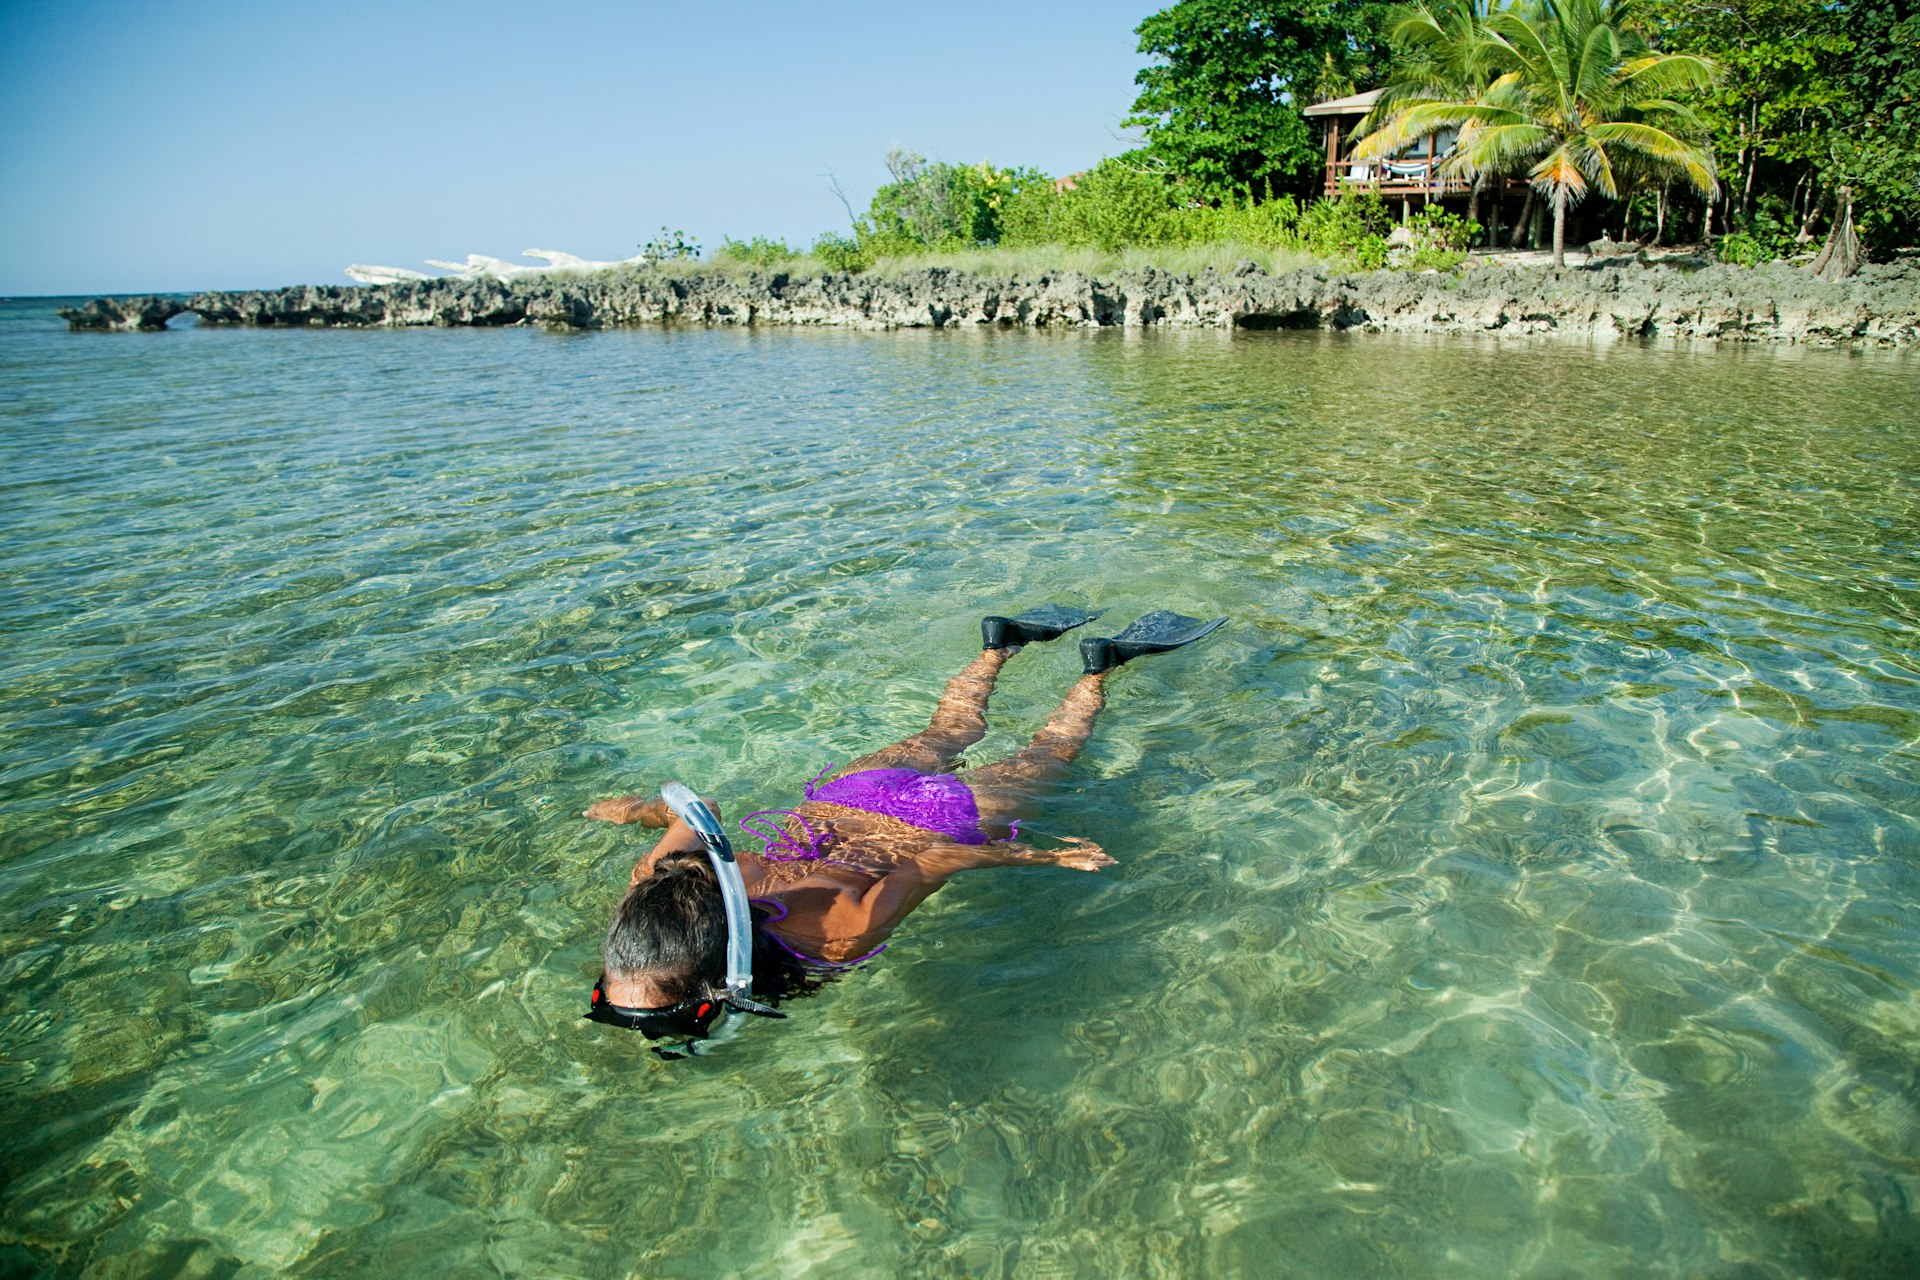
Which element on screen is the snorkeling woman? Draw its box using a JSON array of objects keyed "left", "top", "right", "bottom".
[{"left": 582, "top": 606, "right": 1225, "bottom": 1050}]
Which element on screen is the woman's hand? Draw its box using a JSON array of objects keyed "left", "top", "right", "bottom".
[
  {"left": 1045, "top": 836, "right": 1115, "bottom": 871},
  {"left": 583, "top": 795, "right": 669, "bottom": 826}
]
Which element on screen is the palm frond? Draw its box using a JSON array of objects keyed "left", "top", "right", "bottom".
[
  {"left": 1482, "top": 11, "right": 1555, "bottom": 85},
  {"left": 1573, "top": 19, "right": 1623, "bottom": 109},
  {"left": 1360, "top": 85, "right": 1452, "bottom": 138},
  {"left": 1456, "top": 122, "right": 1555, "bottom": 171},
  {"left": 1574, "top": 135, "right": 1620, "bottom": 200},
  {"left": 1618, "top": 53, "right": 1718, "bottom": 95},
  {"left": 1586, "top": 122, "right": 1720, "bottom": 197},
  {"left": 1388, "top": 2, "right": 1448, "bottom": 48},
  {"left": 1406, "top": 101, "right": 1526, "bottom": 131},
  {"left": 1530, "top": 146, "right": 1590, "bottom": 203},
  {"left": 1624, "top": 97, "right": 1706, "bottom": 135},
  {"left": 1353, "top": 96, "right": 1515, "bottom": 160},
  {"left": 1352, "top": 111, "right": 1420, "bottom": 161},
  {"left": 1480, "top": 69, "right": 1527, "bottom": 109}
]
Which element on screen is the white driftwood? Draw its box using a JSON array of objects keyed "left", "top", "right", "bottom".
[
  {"left": 351, "top": 248, "right": 649, "bottom": 284},
  {"left": 346, "top": 264, "right": 432, "bottom": 284}
]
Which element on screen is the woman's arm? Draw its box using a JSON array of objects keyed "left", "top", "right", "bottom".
[
  {"left": 793, "top": 837, "right": 1115, "bottom": 954},
  {"left": 910, "top": 837, "right": 1115, "bottom": 877},
  {"left": 584, "top": 792, "right": 731, "bottom": 886}
]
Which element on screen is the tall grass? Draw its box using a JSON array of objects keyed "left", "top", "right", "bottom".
[
  {"left": 859, "top": 242, "right": 1323, "bottom": 277},
  {"left": 660, "top": 240, "right": 1323, "bottom": 282}
]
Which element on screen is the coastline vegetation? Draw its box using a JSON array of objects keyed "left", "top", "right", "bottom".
[
  {"left": 704, "top": 170, "right": 1479, "bottom": 279},
  {"left": 670, "top": 0, "right": 1915, "bottom": 282}
]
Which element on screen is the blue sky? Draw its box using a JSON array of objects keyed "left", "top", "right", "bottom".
[{"left": 0, "top": 0, "right": 1159, "bottom": 296}]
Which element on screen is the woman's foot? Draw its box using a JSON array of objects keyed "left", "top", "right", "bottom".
[
  {"left": 1080, "top": 611, "right": 1228, "bottom": 673},
  {"left": 981, "top": 604, "right": 1104, "bottom": 649}
]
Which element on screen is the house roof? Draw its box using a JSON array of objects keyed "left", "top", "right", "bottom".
[{"left": 1303, "top": 88, "right": 1383, "bottom": 118}]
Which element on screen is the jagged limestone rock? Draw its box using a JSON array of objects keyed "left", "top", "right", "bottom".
[
  {"left": 58, "top": 295, "right": 192, "bottom": 331},
  {"left": 61, "top": 258, "right": 1920, "bottom": 345}
]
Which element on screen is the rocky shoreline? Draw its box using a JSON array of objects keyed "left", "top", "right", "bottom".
[{"left": 58, "top": 257, "right": 1920, "bottom": 345}]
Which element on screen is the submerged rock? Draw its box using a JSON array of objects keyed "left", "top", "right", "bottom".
[{"left": 61, "top": 258, "right": 1920, "bottom": 345}]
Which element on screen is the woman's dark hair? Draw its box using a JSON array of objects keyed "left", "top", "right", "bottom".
[{"left": 603, "top": 849, "right": 727, "bottom": 1001}]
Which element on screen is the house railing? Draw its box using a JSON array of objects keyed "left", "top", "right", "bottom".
[{"left": 1322, "top": 154, "right": 1470, "bottom": 198}]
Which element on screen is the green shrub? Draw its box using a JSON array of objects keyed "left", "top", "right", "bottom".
[
  {"left": 1351, "top": 236, "right": 1391, "bottom": 270},
  {"left": 1715, "top": 232, "right": 1769, "bottom": 267},
  {"left": 714, "top": 236, "right": 798, "bottom": 269},
  {"left": 1406, "top": 205, "right": 1477, "bottom": 253},
  {"left": 1719, "top": 195, "right": 1802, "bottom": 266},
  {"left": 1393, "top": 206, "right": 1479, "bottom": 271},
  {"left": 997, "top": 181, "right": 1066, "bottom": 248},
  {"left": 1176, "top": 195, "right": 1302, "bottom": 249},
  {"left": 1299, "top": 195, "right": 1392, "bottom": 267},
  {"left": 855, "top": 151, "right": 1049, "bottom": 254},
  {"left": 1062, "top": 159, "right": 1183, "bottom": 251},
  {"left": 992, "top": 157, "right": 1191, "bottom": 253},
  {"left": 820, "top": 148, "right": 1483, "bottom": 273},
  {"left": 810, "top": 231, "right": 869, "bottom": 274},
  {"left": 640, "top": 227, "right": 701, "bottom": 261},
  {"left": 1401, "top": 245, "right": 1466, "bottom": 271}
]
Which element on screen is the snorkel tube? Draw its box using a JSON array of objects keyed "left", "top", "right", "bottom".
[{"left": 659, "top": 783, "right": 784, "bottom": 1030}]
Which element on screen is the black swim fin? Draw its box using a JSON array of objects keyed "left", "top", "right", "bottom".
[
  {"left": 1080, "top": 610, "right": 1227, "bottom": 673},
  {"left": 982, "top": 604, "right": 1105, "bottom": 649}
]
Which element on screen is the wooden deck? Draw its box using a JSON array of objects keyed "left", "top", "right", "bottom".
[{"left": 1323, "top": 157, "right": 1469, "bottom": 198}]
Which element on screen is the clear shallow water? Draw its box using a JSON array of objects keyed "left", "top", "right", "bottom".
[{"left": 1, "top": 300, "right": 1916, "bottom": 1279}]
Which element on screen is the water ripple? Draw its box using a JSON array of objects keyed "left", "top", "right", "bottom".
[{"left": 2, "top": 307, "right": 1917, "bottom": 1276}]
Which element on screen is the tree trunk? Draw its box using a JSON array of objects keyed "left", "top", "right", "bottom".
[
  {"left": 1735, "top": 143, "right": 1749, "bottom": 224},
  {"left": 1467, "top": 171, "right": 1485, "bottom": 245},
  {"left": 1489, "top": 184, "right": 1503, "bottom": 249},
  {"left": 1509, "top": 188, "right": 1535, "bottom": 250},
  {"left": 1654, "top": 184, "right": 1667, "bottom": 247},
  {"left": 1551, "top": 184, "right": 1568, "bottom": 267},
  {"left": 1796, "top": 186, "right": 1828, "bottom": 244},
  {"left": 1811, "top": 186, "right": 1860, "bottom": 281},
  {"left": 1741, "top": 100, "right": 1759, "bottom": 222}
]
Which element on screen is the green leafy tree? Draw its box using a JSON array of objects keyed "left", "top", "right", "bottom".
[
  {"left": 1127, "top": 0, "right": 1394, "bottom": 201},
  {"left": 1647, "top": 0, "right": 1917, "bottom": 256},
  {"left": 1817, "top": 1, "right": 1920, "bottom": 253},
  {"left": 1644, "top": 0, "right": 1848, "bottom": 230},
  {"left": 1361, "top": 0, "right": 1720, "bottom": 264}
]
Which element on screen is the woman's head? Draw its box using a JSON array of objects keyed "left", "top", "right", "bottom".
[{"left": 602, "top": 848, "right": 727, "bottom": 999}]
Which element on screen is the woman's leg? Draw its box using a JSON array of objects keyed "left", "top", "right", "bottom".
[
  {"left": 960, "top": 671, "right": 1110, "bottom": 825},
  {"left": 829, "top": 646, "right": 1016, "bottom": 777}
]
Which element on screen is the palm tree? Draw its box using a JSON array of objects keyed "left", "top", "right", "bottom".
[
  {"left": 1359, "top": 0, "right": 1720, "bottom": 266},
  {"left": 1356, "top": 1, "right": 1500, "bottom": 240}
]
